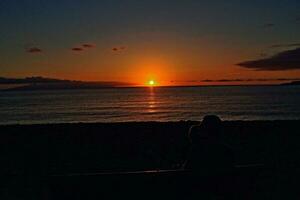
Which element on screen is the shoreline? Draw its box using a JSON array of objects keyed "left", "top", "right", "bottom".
[
  {"left": 1, "top": 120, "right": 299, "bottom": 171},
  {"left": 2, "top": 120, "right": 300, "bottom": 198},
  {"left": 1, "top": 119, "right": 300, "bottom": 126},
  {"left": 2, "top": 120, "right": 300, "bottom": 174}
]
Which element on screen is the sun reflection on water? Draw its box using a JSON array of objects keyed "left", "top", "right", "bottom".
[{"left": 147, "top": 87, "right": 156, "bottom": 113}]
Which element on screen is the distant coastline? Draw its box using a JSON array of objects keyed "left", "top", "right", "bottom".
[
  {"left": 0, "top": 77, "right": 134, "bottom": 91},
  {"left": 1, "top": 76, "right": 300, "bottom": 91}
]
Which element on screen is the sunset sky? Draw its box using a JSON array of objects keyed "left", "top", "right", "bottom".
[{"left": 0, "top": 0, "right": 300, "bottom": 86}]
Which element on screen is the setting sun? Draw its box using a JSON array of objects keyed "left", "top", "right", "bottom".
[{"left": 148, "top": 80, "right": 155, "bottom": 86}]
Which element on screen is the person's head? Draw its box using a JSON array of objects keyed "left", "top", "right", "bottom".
[
  {"left": 189, "top": 115, "right": 223, "bottom": 144},
  {"left": 200, "top": 115, "right": 222, "bottom": 136}
]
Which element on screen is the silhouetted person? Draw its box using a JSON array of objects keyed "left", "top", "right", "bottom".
[
  {"left": 183, "top": 115, "right": 235, "bottom": 198},
  {"left": 184, "top": 115, "right": 234, "bottom": 174}
]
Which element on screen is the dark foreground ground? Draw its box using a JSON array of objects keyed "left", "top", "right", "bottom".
[{"left": 1, "top": 121, "right": 300, "bottom": 199}]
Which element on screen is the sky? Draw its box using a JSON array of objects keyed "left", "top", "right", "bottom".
[{"left": 0, "top": 0, "right": 300, "bottom": 86}]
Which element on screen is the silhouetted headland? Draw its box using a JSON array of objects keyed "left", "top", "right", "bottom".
[{"left": 0, "top": 76, "right": 133, "bottom": 91}]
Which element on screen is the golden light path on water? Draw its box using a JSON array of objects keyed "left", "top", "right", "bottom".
[{"left": 147, "top": 87, "right": 156, "bottom": 114}]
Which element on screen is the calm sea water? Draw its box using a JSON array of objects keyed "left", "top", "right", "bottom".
[{"left": 1, "top": 86, "right": 300, "bottom": 124}]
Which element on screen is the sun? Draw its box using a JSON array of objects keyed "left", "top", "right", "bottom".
[{"left": 148, "top": 80, "right": 156, "bottom": 86}]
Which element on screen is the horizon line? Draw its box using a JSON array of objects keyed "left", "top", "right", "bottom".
[{"left": 0, "top": 76, "right": 299, "bottom": 88}]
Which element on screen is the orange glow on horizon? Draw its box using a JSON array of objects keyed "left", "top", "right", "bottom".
[
  {"left": 20, "top": 47, "right": 300, "bottom": 87},
  {"left": 126, "top": 55, "right": 176, "bottom": 87}
]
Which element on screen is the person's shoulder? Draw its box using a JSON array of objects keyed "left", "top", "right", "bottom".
[
  {"left": 188, "top": 125, "right": 201, "bottom": 138},
  {"left": 189, "top": 124, "right": 201, "bottom": 133}
]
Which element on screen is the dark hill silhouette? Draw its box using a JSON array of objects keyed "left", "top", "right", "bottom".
[
  {"left": 281, "top": 80, "right": 300, "bottom": 86},
  {"left": 0, "top": 77, "right": 134, "bottom": 91},
  {"left": 0, "top": 77, "right": 68, "bottom": 84}
]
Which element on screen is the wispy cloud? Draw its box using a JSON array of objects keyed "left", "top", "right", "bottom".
[
  {"left": 170, "top": 80, "right": 198, "bottom": 83},
  {"left": 26, "top": 47, "right": 42, "bottom": 53},
  {"left": 111, "top": 46, "right": 127, "bottom": 52},
  {"left": 269, "top": 43, "right": 300, "bottom": 48},
  {"left": 201, "top": 78, "right": 300, "bottom": 82},
  {"left": 82, "top": 43, "right": 95, "bottom": 48},
  {"left": 71, "top": 47, "right": 84, "bottom": 51},
  {"left": 72, "top": 43, "right": 96, "bottom": 52},
  {"left": 237, "top": 48, "right": 300, "bottom": 71}
]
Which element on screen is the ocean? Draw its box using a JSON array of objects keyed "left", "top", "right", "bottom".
[{"left": 1, "top": 85, "right": 300, "bottom": 124}]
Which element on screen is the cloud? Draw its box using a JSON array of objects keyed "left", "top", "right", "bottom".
[
  {"left": 82, "top": 43, "right": 95, "bottom": 48},
  {"left": 112, "top": 47, "right": 119, "bottom": 52},
  {"left": 201, "top": 78, "right": 300, "bottom": 82},
  {"left": 112, "top": 46, "right": 127, "bottom": 52},
  {"left": 237, "top": 48, "right": 300, "bottom": 71},
  {"left": 71, "top": 43, "right": 95, "bottom": 52},
  {"left": 202, "top": 79, "right": 241, "bottom": 82},
  {"left": 270, "top": 43, "right": 300, "bottom": 48},
  {"left": 170, "top": 80, "right": 198, "bottom": 83},
  {"left": 26, "top": 47, "right": 42, "bottom": 53},
  {"left": 72, "top": 47, "right": 84, "bottom": 51}
]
